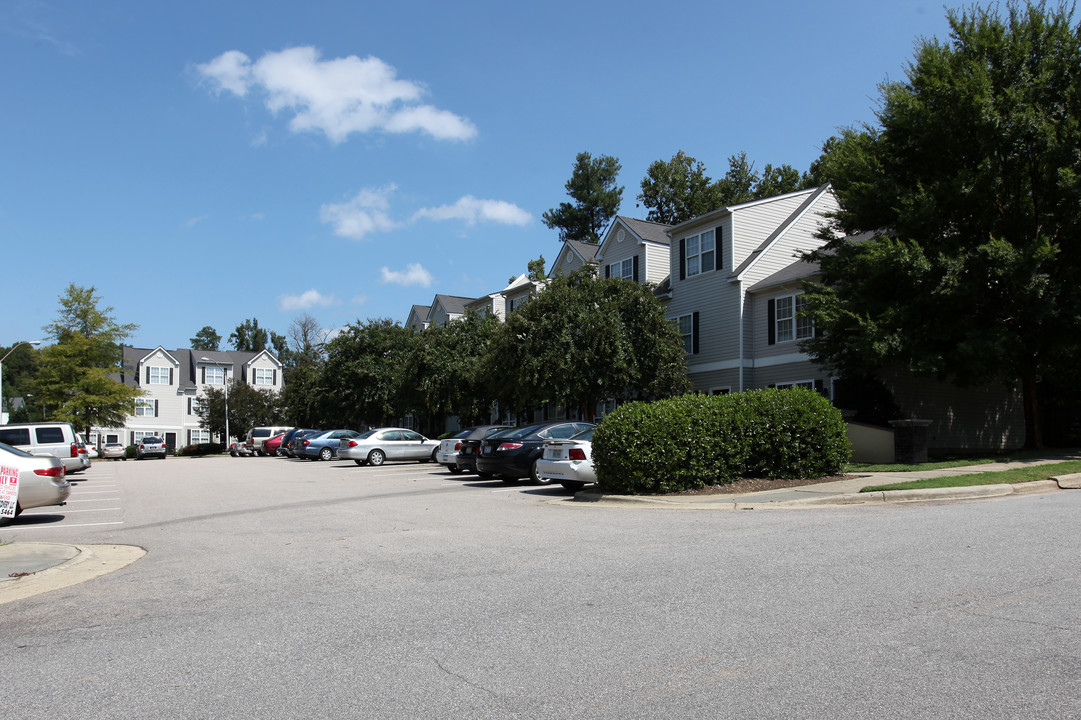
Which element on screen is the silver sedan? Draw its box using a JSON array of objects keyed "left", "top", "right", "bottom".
[
  {"left": 0, "top": 440, "right": 71, "bottom": 525},
  {"left": 338, "top": 428, "right": 440, "bottom": 467}
]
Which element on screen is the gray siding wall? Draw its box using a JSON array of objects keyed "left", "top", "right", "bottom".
[{"left": 644, "top": 243, "right": 669, "bottom": 285}]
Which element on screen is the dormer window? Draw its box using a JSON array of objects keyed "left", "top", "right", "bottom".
[
  {"left": 146, "top": 366, "right": 172, "bottom": 385},
  {"left": 680, "top": 228, "right": 717, "bottom": 280},
  {"left": 203, "top": 366, "right": 225, "bottom": 385}
]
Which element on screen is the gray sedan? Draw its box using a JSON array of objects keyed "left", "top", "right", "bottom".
[
  {"left": 0, "top": 440, "right": 71, "bottom": 525},
  {"left": 338, "top": 428, "right": 440, "bottom": 467}
]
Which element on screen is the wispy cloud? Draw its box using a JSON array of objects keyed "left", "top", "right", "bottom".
[
  {"left": 320, "top": 185, "right": 400, "bottom": 240},
  {"left": 381, "top": 263, "right": 434, "bottom": 287},
  {"left": 278, "top": 289, "right": 340, "bottom": 311},
  {"left": 185, "top": 215, "right": 210, "bottom": 227},
  {"left": 412, "top": 195, "right": 532, "bottom": 226},
  {"left": 319, "top": 185, "right": 530, "bottom": 240},
  {"left": 196, "top": 46, "right": 477, "bottom": 143}
]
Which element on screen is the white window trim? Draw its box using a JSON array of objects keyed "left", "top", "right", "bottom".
[
  {"left": 676, "top": 314, "right": 694, "bottom": 354},
  {"left": 204, "top": 366, "right": 225, "bottom": 385},
  {"left": 609, "top": 258, "right": 633, "bottom": 281},
  {"left": 147, "top": 366, "right": 170, "bottom": 385},
  {"left": 684, "top": 228, "right": 716, "bottom": 278},
  {"left": 134, "top": 398, "right": 157, "bottom": 417},
  {"left": 774, "top": 293, "right": 814, "bottom": 344},
  {"left": 775, "top": 380, "right": 814, "bottom": 390},
  {"left": 253, "top": 368, "right": 275, "bottom": 386}
]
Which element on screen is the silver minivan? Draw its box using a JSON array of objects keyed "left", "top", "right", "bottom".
[{"left": 0, "top": 422, "right": 90, "bottom": 473}]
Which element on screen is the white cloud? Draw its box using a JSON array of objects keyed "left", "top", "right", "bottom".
[
  {"left": 320, "top": 185, "right": 400, "bottom": 240},
  {"left": 381, "top": 263, "right": 434, "bottom": 287},
  {"left": 185, "top": 215, "right": 210, "bottom": 227},
  {"left": 412, "top": 195, "right": 532, "bottom": 226},
  {"left": 351, "top": 295, "right": 369, "bottom": 305},
  {"left": 278, "top": 289, "right": 339, "bottom": 311},
  {"left": 197, "top": 46, "right": 476, "bottom": 143}
]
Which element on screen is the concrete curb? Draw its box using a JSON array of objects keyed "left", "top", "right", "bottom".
[
  {"left": 573, "top": 478, "right": 1068, "bottom": 510},
  {"left": 1051, "top": 472, "right": 1081, "bottom": 489},
  {"left": 0, "top": 544, "right": 146, "bottom": 605}
]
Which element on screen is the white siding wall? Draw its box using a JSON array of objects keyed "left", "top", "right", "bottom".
[{"left": 644, "top": 243, "right": 669, "bottom": 285}]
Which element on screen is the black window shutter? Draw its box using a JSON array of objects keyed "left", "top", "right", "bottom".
[
  {"left": 273, "top": 369, "right": 277, "bottom": 385},
  {"left": 201, "top": 367, "right": 206, "bottom": 383},
  {"left": 767, "top": 299, "right": 776, "bottom": 345},
  {"left": 605, "top": 265, "right": 610, "bottom": 279},
  {"left": 153, "top": 400, "right": 159, "bottom": 417},
  {"left": 679, "top": 240, "right": 686, "bottom": 281},
  {"left": 692, "top": 311, "right": 700, "bottom": 355},
  {"left": 145, "top": 366, "right": 150, "bottom": 384},
  {"left": 632, "top": 255, "right": 639, "bottom": 283},
  {"left": 716, "top": 226, "right": 723, "bottom": 269},
  {"left": 169, "top": 368, "right": 174, "bottom": 385}
]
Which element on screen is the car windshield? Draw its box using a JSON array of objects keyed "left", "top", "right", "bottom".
[
  {"left": 452, "top": 428, "right": 474, "bottom": 439},
  {"left": 144, "top": 437, "right": 162, "bottom": 443},
  {"left": 355, "top": 429, "right": 377, "bottom": 440},
  {"left": 481, "top": 426, "right": 512, "bottom": 438}
]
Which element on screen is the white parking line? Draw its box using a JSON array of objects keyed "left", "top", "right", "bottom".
[
  {"left": 21, "top": 508, "right": 121, "bottom": 515},
  {"left": 71, "top": 490, "right": 121, "bottom": 495},
  {"left": 13, "top": 521, "right": 124, "bottom": 529}
]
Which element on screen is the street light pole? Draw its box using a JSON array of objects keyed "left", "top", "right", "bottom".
[
  {"left": 200, "top": 357, "right": 229, "bottom": 447},
  {"left": 1, "top": 340, "right": 42, "bottom": 425}
]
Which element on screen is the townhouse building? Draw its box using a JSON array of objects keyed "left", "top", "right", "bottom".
[{"left": 96, "top": 346, "right": 284, "bottom": 451}]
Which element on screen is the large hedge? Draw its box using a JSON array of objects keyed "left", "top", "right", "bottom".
[{"left": 591, "top": 388, "right": 851, "bottom": 494}]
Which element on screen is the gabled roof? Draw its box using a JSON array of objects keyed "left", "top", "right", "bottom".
[
  {"left": 431, "top": 294, "right": 477, "bottom": 317},
  {"left": 563, "top": 238, "right": 601, "bottom": 263},
  {"left": 410, "top": 304, "right": 431, "bottom": 320},
  {"left": 615, "top": 216, "right": 671, "bottom": 245},
  {"left": 138, "top": 346, "right": 180, "bottom": 366},
  {"left": 728, "top": 185, "right": 832, "bottom": 282}
]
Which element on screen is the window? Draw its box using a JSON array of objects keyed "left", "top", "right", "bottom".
[
  {"left": 134, "top": 398, "right": 158, "bottom": 417},
  {"left": 189, "top": 429, "right": 210, "bottom": 444},
  {"left": 681, "top": 228, "right": 716, "bottom": 279},
  {"left": 775, "top": 381, "right": 814, "bottom": 391},
  {"left": 132, "top": 430, "right": 159, "bottom": 444},
  {"left": 609, "top": 258, "right": 633, "bottom": 280},
  {"left": 35, "top": 427, "right": 64, "bottom": 443},
  {"left": 146, "top": 366, "right": 171, "bottom": 385},
  {"left": 676, "top": 314, "right": 694, "bottom": 354},
  {"left": 254, "top": 368, "right": 275, "bottom": 386},
  {"left": 204, "top": 366, "right": 225, "bottom": 385},
  {"left": 770, "top": 294, "right": 814, "bottom": 344}
]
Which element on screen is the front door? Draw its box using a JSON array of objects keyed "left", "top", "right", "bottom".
[{"left": 164, "top": 432, "right": 176, "bottom": 453}]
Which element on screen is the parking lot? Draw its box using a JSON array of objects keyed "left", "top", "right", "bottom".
[{"left": 4, "top": 454, "right": 1080, "bottom": 719}]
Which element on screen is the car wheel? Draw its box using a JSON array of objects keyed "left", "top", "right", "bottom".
[
  {"left": 448, "top": 465, "right": 463, "bottom": 474},
  {"left": 530, "top": 460, "right": 551, "bottom": 485},
  {"left": 368, "top": 449, "right": 386, "bottom": 466},
  {"left": 561, "top": 481, "right": 586, "bottom": 492},
  {"left": 275, "top": 449, "right": 284, "bottom": 457},
  {"left": 354, "top": 459, "right": 366, "bottom": 466},
  {"left": 319, "top": 447, "right": 334, "bottom": 461}
]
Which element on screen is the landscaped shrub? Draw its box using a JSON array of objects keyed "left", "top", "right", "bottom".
[
  {"left": 592, "top": 388, "right": 850, "bottom": 494},
  {"left": 177, "top": 443, "right": 226, "bottom": 457}
]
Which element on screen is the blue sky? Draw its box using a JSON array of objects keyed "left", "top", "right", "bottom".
[{"left": 2, "top": 0, "right": 951, "bottom": 351}]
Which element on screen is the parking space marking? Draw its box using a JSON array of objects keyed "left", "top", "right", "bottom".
[
  {"left": 11, "top": 521, "right": 124, "bottom": 530},
  {"left": 21, "top": 508, "right": 122, "bottom": 515}
]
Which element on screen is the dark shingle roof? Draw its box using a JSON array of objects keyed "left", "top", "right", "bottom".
[{"left": 617, "top": 216, "right": 672, "bottom": 245}]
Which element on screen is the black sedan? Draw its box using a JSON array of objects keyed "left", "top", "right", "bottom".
[
  {"left": 449, "top": 425, "right": 514, "bottom": 474},
  {"left": 475, "top": 421, "right": 595, "bottom": 484}
]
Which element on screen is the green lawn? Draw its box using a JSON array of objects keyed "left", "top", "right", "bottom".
[
  {"left": 859, "top": 459, "right": 1081, "bottom": 493},
  {"left": 847, "top": 449, "right": 1072, "bottom": 474}
]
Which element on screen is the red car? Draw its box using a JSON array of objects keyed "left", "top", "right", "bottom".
[{"left": 263, "top": 433, "right": 286, "bottom": 457}]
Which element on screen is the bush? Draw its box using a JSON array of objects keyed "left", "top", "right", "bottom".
[
  {"left": 177, "top": 443, "right": 226, "bottom": 457},
  {"left": 125, "top": 445, "right": 137, "bottom": 459},
  {"left": 592, "top": 388, "right": 851, "bottom": 494}
]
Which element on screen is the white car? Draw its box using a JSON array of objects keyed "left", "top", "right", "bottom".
[
  {"left": 535, "top": 427, "right": 596, "bottom": 492},
  {"left": 338, "top": 428, "right": 439, "bottom": 467},
  {"left": 0, "top": 440, "right": 71, "bottom": 525}
]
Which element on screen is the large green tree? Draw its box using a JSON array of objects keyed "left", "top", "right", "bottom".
[
  {"left": 197, "top": 380, "right": 282, "bottom": 444},
  {"left": 542, "top": 151, "right": 623, "bottom": 243},
  {"left": 190, "top": 326, "right": 222, "bottom": 351},
  {"left": 230, "top": 317, "right": 294, "bottom": 367},
  {"left": 637, "top": 151, "right": 724, "bottom": 225},
  {"left": 401, "top": 311, "right": 503, "bottom": 432},
  {"left": 317, "top": 319, "right": 416, "bottom": 428},
  {"left": 484, "top": 268, "right": 690, "bottom": 421},
  {"left": 802, "top": 2, "right": 1081, "bottom": 448},
  {"left": 33, "top": 284, "right": 143, "bottom": 437}
]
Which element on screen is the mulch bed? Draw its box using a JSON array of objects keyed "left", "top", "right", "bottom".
[{"left": 666, "top": 475, "right": 858, "bottom": 496}]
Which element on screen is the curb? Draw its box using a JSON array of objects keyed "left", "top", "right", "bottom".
[
  {"left": 0, "top": 544, "right": 146, "bottom": 605},
  {"left": 573, "top": 478, "right": 1067, "bottom": 510}
]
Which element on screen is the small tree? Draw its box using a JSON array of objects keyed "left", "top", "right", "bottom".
[
  {"left": 542, "top": 152, "right": 623, "bottom": 244},
  {"left": 190, "top": 326, "right": 222, "bottom": 351},
  {"left": 637, "top": 150, "right": 723, "bottom": 225},
  {"left": 197, "top": 380, "right": 282, "bottom": 443}
]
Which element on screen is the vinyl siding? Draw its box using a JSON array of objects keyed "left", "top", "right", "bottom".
[
  {"left": 729, "top": 193, "right": 818, "bottom": 268},
  {"left": 643, "top": 243, "right": 669, "bottom": 285},
  {"left": 736, "top": 193, "right": 838, "bottom": 287}
]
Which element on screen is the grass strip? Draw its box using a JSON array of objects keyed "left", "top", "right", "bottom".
[{"left": 860, "top": 459, "right": 1081, "bottom": 493}]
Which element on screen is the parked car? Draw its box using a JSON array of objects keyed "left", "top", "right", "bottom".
[
  {"left": 338, "top": 428, "right": 439, "bottom": 466},
  {"left": 536, "top": 427, "right": 597, "bottom": 492},
  {"left": 245, "top": 426, "right": 291, "bottom": 456},
  {"left": 136, "top": 436, "right": 167, "bottom": 460},
  {"left": 229, "top": 442, "right": 253, "bottom": 457},
  {"left": 0, "top": 440, "right": 70, "bottom": 526},
  {"left": 101, "top": 443, "right": 127, "bottom": 460},
  {"left": 78, "top": 435, "right": 99, "bottom": 459},
  {"left": 439, "top": 426, "right": 512, "bottom": 474},
  {"left": 282, "top": 428, "right": 320, "bottom": 458},
  {"left": 296, "top": 429, "right": 362, "bottom": 461},
  {"left": 456, "top": 427, "right": 514, "bottom": 476},
  {"left": 263, "top": 433, "right": 286, "bottom": 456},
  {"left": 475, "top": 421, "right": 595, "bottom": 484},
  {"left": 0, "top": 421, "right": 89, "bottom": 474}
]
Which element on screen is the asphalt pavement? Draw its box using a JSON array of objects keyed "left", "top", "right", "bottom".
[{"left": 1, "top": 456, "right": 1078, "bottom": 604}]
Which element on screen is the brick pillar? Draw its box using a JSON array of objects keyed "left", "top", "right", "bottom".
[{"left": 889, "top": 419, "right": 933, "bottom": 464}]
